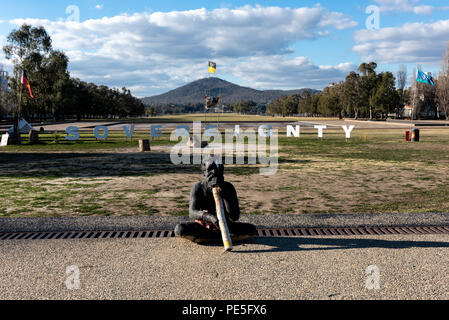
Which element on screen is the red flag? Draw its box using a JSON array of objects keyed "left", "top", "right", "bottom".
[{"left": 21, "top": 70, "right": 34, "bottom": 98}]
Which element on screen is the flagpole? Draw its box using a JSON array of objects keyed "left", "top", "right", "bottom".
[
  {"left": 205, "top": 62, "right": 209, "bottom": 129},
  {"left": 14, "top": 69, "right": 23, "bottom": 144},
  {"left": 18, "top": 79, "right": 22, "bottom": 129},
  {"left": 411, "top": 81, "right": 416, "bottom": 129},
  {"left": 411, "top": 66, "right": 419, "bottom": 130}
]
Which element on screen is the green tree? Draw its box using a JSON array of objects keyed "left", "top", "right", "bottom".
[
  {"left": 233, "top": 100, "right": 256, "bottom": 114},
  {"left": 317, "top": 83, "right": 343, "bottom": 116},
  {"left": 282, "top": 94, "right": 300, "bottom": 116},
  {"left": 3, "top": 24, "right": 53, "bottom": 132},
  {"left": 358, "top": 62, "right": 379, "bottom": 119},
  {"left": 298, "top": 91, "right": 312, "bottom": 115},
  {"left": 267, "top": 96, "right": 287, "bottom": 116},
  {"left": 3, "top": 24, "right": 52, "bottom": 68},
  {"left": 343, "top": 72, "right": 361, "bottom": 119},
  {"left": 310, "top": 95, "right": 320, "bottom": 115},
  {"left": 397, "top": 65, "right": 407, "bottom": 112},
  {"left": 40, "top": 51, "right": 71, "bottom": 119},
  {"left": 369, "top": 72, "right": 400, "bottom": 118},
  {"left": 358, "top": 62, "right": 377, "bottom": 77},
  {"left": 436, "top": 41, "right": 449, "bottom": 119}
]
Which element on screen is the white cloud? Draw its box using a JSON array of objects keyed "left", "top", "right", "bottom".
[
  {"left": 8, "top": 5, "right": 357, "bottom": 96},
  {"left": 65, "top": 50, "right": 205, "bottom": 97},
  {"left": 0, "top": 35, "right": 13, "bottom": 70},
  {"left": 232, "top": 56, "right": 356, "bottom": 90},
  {"left": 413, "top": 5, "right": 434, "bottom": 15},
  {"left": 353, "top": 19, "right": 449, "bottom": 64},
  {"left": 95, "top": 5, "right": 104, "bottom": 10},
  {"left": 11, "top": 5, "right": 356, "bottom": 59},
  {"left": 373, "top": 0, "right": 449, "bottom": 15}
]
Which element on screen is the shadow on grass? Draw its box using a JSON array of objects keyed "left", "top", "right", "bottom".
[
  {"left": 233, "top": 236, "right": 449, "bottom": 254},
  {"left": 0, "top": 152, "right": 262, "bottom": 178},
  {"left": 278, "top": 158, "right": 313, "bottom": 164}
]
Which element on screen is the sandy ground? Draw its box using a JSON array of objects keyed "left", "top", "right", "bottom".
[{"left": 0, "top": 235, "right": 448, "bottom": 300}]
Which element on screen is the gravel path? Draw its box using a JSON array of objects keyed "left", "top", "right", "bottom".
[{"left": 0, "top": 235, "right": 448, "bottom": 300}]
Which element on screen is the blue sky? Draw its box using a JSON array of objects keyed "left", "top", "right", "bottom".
[{"left": 1, "top": 0, "right": 448, "bottom": 96}]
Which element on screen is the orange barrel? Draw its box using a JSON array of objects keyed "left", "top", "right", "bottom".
[
  {"left": 411, "top": 128, "right": 420, "bottom": 142},
  {"left": 405, "top": 131, "right": 410, "bottom": 141}
]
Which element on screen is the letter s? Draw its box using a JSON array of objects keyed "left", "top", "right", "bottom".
[{"left": 65, "top": 126, "right": 80, "bottom": 141}]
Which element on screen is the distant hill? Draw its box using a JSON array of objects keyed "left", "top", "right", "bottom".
[{"left": 141, "top": 78, "right": 319, "bottom": 106}]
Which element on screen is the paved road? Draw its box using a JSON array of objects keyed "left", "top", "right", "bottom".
[{"left": 0, "top": 235, "right": 448, "bottom": 300}]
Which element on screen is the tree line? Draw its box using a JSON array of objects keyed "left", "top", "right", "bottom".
[
  {"left": 0, "top": 24, "right": 145, "bottom": 121},
  {"left": 266, "top": 62, "right": 400, "bottom": 118},
  {"left": 145, "top": 103, "right": 205, "bottom": 116},
  {"left": 233, "top": 100, "right": 266, "bottom": 114},
  {"left": 266, "top": 45, "right": 449, "bottom": 120},
  {"left": 145, "top": 101, "right": 264, "bottom": 115}
]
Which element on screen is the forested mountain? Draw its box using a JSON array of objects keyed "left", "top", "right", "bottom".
[{"left": 142, "top": 77, "right": 319, "bottom": 106}]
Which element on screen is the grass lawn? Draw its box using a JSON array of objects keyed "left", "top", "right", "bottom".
[
  {"left": 1, "top": 127, "right": 449, "bottom": 217},
  {"left": 0, "top": 132, "right": 177, "bottom": 152}
]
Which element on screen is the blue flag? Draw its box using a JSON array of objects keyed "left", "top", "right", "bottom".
[{"left": 416, "top": 70, "right": 435, "bottom": 86}]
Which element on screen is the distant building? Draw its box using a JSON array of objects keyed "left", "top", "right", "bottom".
[
  {"left": 418, "top": 104, "right": 446, "bottom": 119},
  {"left": 0, "top": 71, "right": 8, "bottom": 90},
  {"left": 214, "top": 105, "right": 233, "bottom": 113},
  {"left": 395, "top": 104, "right": 446, "bottom": 120},
  {"left": 402, "top": 105, "right": 413, "bottom": 118},
  {"left": 0, "top": 70, "right": 12, "bottom": 119}
]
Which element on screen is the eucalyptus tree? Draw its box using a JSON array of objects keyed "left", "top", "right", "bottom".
[
  {"left": 369, "top": 72, "right": 399, "bottom": 118},
  {"left": 397, "top": 65, "right": 408, "bottom": 115},
  {"left": 343, "top": 72, "right": 361, "bottom": 119},
  {"left": 436, "top": 41, "right": 449, "bottom": 119}
]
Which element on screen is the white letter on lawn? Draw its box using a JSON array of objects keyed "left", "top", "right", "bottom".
[
  {"left": 314, "top": 125, "right": 327, "bottom": 138},
  {"left": 342, "top": 125, "right": 355, "bottom": 139},
  {"left": 287, "top": 125, "right": 300, "bottom": 138}
]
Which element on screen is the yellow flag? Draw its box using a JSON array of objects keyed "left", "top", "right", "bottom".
[{"left": 208, "top": 61, "right": 216, "bottom": 74}]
